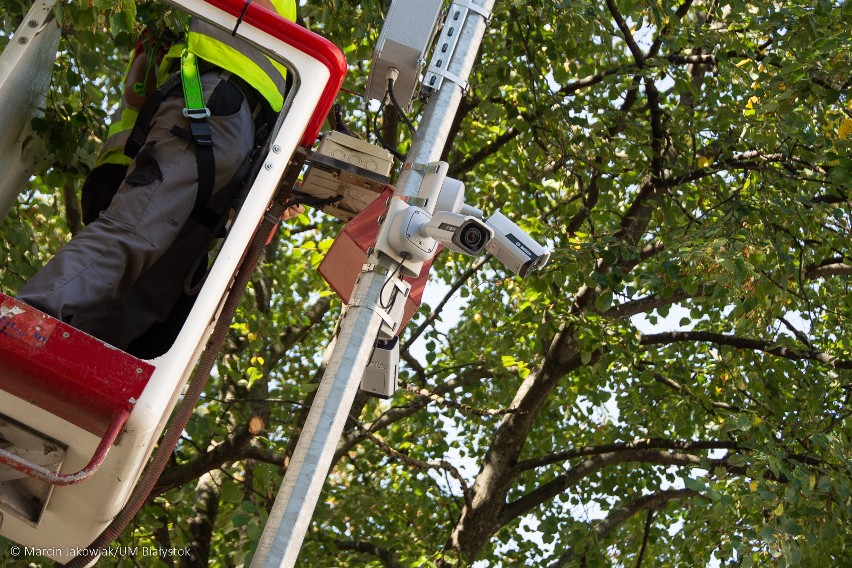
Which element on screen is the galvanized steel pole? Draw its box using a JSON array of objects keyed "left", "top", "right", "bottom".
[{"left": 251, "top": 1, "right": 495, "bottom": 566}]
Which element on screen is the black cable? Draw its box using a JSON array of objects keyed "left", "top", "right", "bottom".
[
  {"left": 372, "top": 96, "right": 406, "bottom": 162},
  {"left": 233, "top": 0, "right": 253, "bottom": 36},
  {"left": 333, "top": 103, "right": 357, "bottom": 137},
  {"left": 387, "top": 78, "right": 417, "bottom": 135},
  {"left": 379, "top": 255, "right": 409, "bottom": 310}
]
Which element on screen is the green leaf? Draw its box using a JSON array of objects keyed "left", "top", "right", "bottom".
[{"left": 594, "top": 290, "right": 613, "bottom": 311}]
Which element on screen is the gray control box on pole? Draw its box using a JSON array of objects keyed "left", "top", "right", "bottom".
[{"left": 364, "top": 0, "right": 444, "bottom": 110}]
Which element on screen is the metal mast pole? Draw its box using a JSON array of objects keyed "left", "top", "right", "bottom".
[{"left": 251, "top": 1, "right": 495, "bottom": 566}]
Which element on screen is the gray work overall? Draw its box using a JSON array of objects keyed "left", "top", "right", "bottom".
[{"left": 18, "top": 71, "right": 255, "bottom": 351}]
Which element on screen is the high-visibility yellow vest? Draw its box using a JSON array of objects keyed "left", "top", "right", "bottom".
[
  {"left": 186, "top": 0, "right": 296, "bottom": 112},
  {"left": 96, "top": 1, "right": 296, "bottom": 166}
]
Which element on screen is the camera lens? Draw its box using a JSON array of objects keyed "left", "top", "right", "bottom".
[{"left": 457, "top": 221, "right": 489, "bottom": 253}]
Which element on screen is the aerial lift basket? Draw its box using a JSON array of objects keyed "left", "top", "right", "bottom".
[{"left": 0, "top": 0, "right": 346, "bottom": 561}]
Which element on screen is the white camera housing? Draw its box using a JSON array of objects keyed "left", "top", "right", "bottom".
[
  {"left": 420, "top": 211, "right": 493, "bottom": 256},
  {"left": 484, "top": 211, "right": 551, "bottom": 277}
]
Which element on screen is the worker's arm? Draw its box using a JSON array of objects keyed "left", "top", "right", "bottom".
[{"left": 124, "top": 49, "right": 157, "bottom": 110}]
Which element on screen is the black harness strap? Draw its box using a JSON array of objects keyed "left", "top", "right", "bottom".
[
  {"left": 167, "top": 121, "right": 216, "bottom": 218},
  {"left": 124, "top": 63, "right": 217, "bottom": 221},
  {"left": 124, "top": 70, "right": 183, "bottom": 159}
]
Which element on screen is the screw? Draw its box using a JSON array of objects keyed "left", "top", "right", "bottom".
[
  {"left": 62, "top": 332, "right": 70, "bottom": 339},
  {"left": 265, "top": 162, "right": 273, "bottom": 170},
  {"left": 136, "top": 367, "right": 143, "bottom": 374},
  {"left": 272, "top": 145, "right": 281, "bottom": 153},
  {"left": 28, "top": 20, "right": 38, "bottom": 28},
  {"left": 18, "top": 36, "right": 28, "bottom": 45}
]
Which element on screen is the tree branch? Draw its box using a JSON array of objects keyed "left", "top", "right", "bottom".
[
  {"left": 645, "top": 0, "right": 696, "bottom": 59},
  {"left": 62, "top": 179, "right": 83, "bottom": 236},
  {"left": 564, "top": 77, "right": 641, "bottom": 238},
  {"left": 557, "top": 66, "right": 634, "bottom": 97},
  {"left": 402, "top": 381, "right": 515, "bottom": 418},
  {"left": 361, "top": 428, "right": 473, "bottom": 510},
  {"left": 402, "top": 256, "right": 489, "bottom": 353},
  {"left": 635, "top": 510, "right": 655, "bottom": 568},
  {"left": 604, "top": 286, "right": 703, "bottom": 320},
  {"left": 334, "top": 540, "right": 403, "bottom": 568},
  {"left": 644, "top": 76, "right": 666, "bottom": 182},
  {"left": 448, "top": 128, "right": 520, "bottom": 178},
  {"left": 334, "top": 365, "right": 491, "bottom": 460},
  {"left": 641, "top": 331, "right": 852, "bottom": 369},
  {"left": 154, "top": 425, "right": 255, "bottom": 495},
  {"left": 564, "top": 173, "right": 601, "bottom": 237},
  {"left": 547, "top": 489, "right": 698, "bottom": 568},
  {"left": 444, "top": 339, "right": 587, "bottom": 561},
  {"left": 512, "top": 438, "right": 738, "bottom": 474},
  {"left": 606, "top": 0, "right": 645, "bottom": 68},
  {"left": 651, "top": 370, "right": 738, "bottom": 412},
  {"left": 241, "top": 443, "right": 287, "bottom": 468},
  {"left": 267, "top": 295, "right": 333, "bottom": 367},
  {"left": 501, "top": 450, "right": 711, "bottom": 526},
  {"left": 805, "top": 262, "right": 852, "bottom": 279}
]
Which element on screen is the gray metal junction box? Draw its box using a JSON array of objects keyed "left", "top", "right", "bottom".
[{"left": 365, "top": 0, "right": 444, "bottom": 110}]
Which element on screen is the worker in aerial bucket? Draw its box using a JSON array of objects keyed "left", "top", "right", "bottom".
[{"left": 17, "top": 0, "right": 303, "bottom": 357}]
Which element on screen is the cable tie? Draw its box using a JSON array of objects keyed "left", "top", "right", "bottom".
[
  {"left": 453, "top": 0, "right": 493, "bottom": 22},
  {"left": 402, "top": 162, "right": 442, "bottom": 173}
]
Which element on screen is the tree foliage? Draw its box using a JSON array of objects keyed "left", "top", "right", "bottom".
[{"left": 2, "top": 0, "right": 851, "bottom": 566}]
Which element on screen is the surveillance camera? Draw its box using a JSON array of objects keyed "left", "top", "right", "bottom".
[
  {"left": 420, "top": 211, "right": 493, "bottom": 256},
  {"left": 484, "top": 211, "right": 550, "bottom": 278}
]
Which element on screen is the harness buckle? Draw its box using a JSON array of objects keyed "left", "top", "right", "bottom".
[
  {"left": 183, "top": 107, "right": 212, "bottom": 120},
  {"left": 187, "top": 116, "right": 214, "bottom": 147}
]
